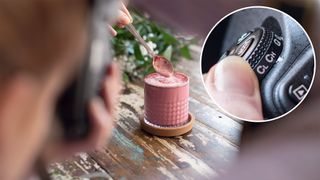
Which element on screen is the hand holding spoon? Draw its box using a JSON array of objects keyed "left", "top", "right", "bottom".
[{"left": 126, "top": 24, "right": 174, "bottom": 77}]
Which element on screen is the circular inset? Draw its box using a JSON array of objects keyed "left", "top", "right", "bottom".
[{"left": 200, "top": 6, "right": 316, "bottom": 122}]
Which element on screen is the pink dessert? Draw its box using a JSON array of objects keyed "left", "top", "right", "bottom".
[
  {"left": 144, "top": 72, "right": 188, "bottom": 88},
  {"left": 144, "top": 72, "right": 189, "bottom": 127}
]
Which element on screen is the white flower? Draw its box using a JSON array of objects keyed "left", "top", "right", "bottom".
[
  {"left": 124, "top": 41, "right": 130, "bottom": 47},
  {"left": 147, "top": 41, "right": 157, "bottom": 49},
  {"left": 140, "top": 45, "right": 148, "bottom": 56},
  {"left": 139, "top": 41, "right": 157, "bottom": 56}
]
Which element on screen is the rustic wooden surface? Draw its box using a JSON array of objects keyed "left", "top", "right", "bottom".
[{"left": 49, "top": 47, "right": 242, "bottom": 180}]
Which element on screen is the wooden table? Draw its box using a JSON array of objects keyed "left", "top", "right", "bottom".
[{"left": 49, "top": 47, "right": 242, "bottom": 180}]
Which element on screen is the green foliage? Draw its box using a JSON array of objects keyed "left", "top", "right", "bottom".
[{"left": 112, "top": 11, "right": 195, "bottom": 82}]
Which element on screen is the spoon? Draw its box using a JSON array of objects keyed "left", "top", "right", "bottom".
[{"left": 126, "top": 24, "right": 174, "bottom": 77}]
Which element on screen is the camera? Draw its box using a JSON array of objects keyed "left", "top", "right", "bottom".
[
  {"left": 56, "top": 0, "right": 118, "bottom": 140},
  {"left": 201, "top": 7, "right": 315, "bottom": 119}
]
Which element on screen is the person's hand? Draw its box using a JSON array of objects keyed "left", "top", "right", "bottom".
[
  {"left": 44, "top": 63, "right": 122, "bottom": 161},
  {"left": 204, "top": 56, "right": 263, "bottom": 120},
  {"left": 108, "top": 1, "right": 133, "bottom": 36}
]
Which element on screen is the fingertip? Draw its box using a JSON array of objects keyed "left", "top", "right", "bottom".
[
  {"left": 108, "top": 25, "right": 117, "bottom": 36},
  {"left": 89, "top": 97, "right": 114, "bottom": 145},
  {"left": 215, "top": 56, "right": 258, "bottom": 95},
  {"left": 90, "top": 97, "right": 104, "bottom": 109},
  {"left": 205, "top": 56, "right": 263, "bottom": 120},
  {"left": 120, "top": 1, "right": 133, "bottom": 22},
  {"left": 89, "top": 97, "right": 109, "bottom": 123},
  {"left": 118, "top": 10, "right": 131, "bottom": 27}
]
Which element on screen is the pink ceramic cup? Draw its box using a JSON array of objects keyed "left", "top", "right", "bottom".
[{"left": 144, "top": 72, "right": 189, "bottom": 127}]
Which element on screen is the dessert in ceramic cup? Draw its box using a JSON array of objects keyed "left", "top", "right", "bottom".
[{"left": 144, "top": 72, "right": 189, "bottom": 127}]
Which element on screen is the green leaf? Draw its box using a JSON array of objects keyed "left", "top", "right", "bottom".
[
  {"left": 162, "top": 31, "right": 178, "bottom": 44},
  {"left": 133, "top": 43, "right": 144, "bottom": 61},
  {"left": 163, "top": 45, "right": 173, "bottom": 60},
  {"left": 180, "top": 45, "right": 192, "bottom": 60}
]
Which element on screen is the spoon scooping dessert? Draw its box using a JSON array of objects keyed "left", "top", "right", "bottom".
[{"left": 126, "top": 24, "right": 174, "bottom": 77}]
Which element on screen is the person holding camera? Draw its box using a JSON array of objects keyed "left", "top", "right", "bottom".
[{"left": 0, "top": 0, "right": 131, "bottom": 179}]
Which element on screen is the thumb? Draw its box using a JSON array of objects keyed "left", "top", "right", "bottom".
[{"left": 205, "top": 56, "right": 263, "bottom": 121}]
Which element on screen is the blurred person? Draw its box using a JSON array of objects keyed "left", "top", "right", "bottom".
[{"left": 0, "top": 0, "right": 131, "bottom": 179}]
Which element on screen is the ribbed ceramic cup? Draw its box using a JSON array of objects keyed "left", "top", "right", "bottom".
[{"left": 144, "top": 72, "right": 189, "bottom": 127}]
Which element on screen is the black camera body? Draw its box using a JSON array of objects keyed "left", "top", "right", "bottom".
[
  {"left": 56, "top": 0, "right": 117, "bottom": 140},
  {"left": 202, "top": 8, "right": 315, "bottom": 119}
]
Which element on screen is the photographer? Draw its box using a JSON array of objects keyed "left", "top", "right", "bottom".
[{"left": 0, "top": 0, "right": 131, "bottom": 179}]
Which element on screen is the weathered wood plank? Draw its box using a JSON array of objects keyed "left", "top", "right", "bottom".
[
  {"left": 49, "top": 153, "right": 112, "bottom": 180},
  {"left": 189, "top": 97, "right": 242, "bottom": 146}
]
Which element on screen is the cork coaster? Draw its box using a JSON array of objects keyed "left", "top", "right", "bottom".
[{"left": 140, "top": 113, "right": 195, "bottom": 137}]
